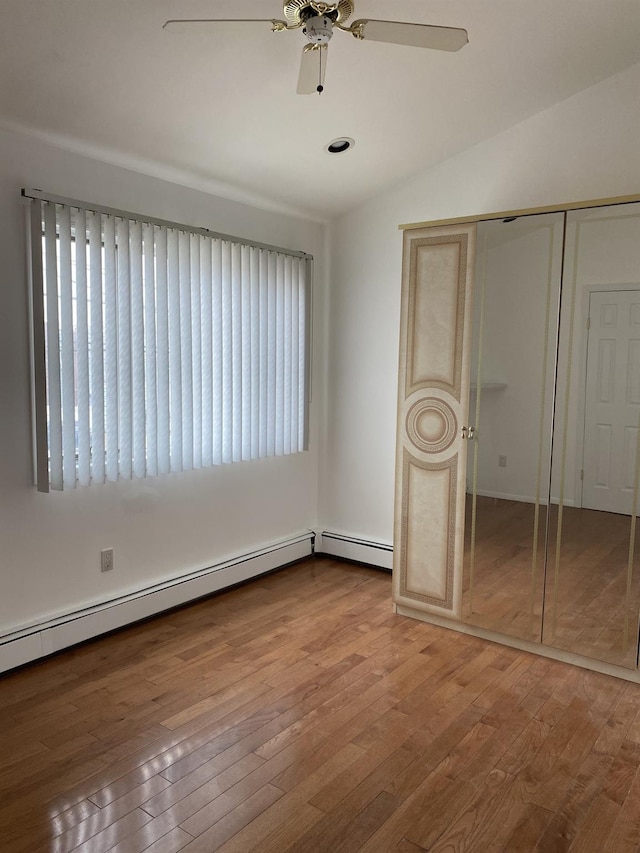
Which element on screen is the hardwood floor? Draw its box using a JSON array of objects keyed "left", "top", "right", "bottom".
[{"left": 3, "top": 556, "right": 640, "bottom": 851}]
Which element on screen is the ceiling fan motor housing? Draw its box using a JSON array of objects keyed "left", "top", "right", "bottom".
[
  {"left": 284, "top": 1, "right": 354, "bottom": 27},
  {"left": 303, "top": 14, "right": 334, "bottom": 43}
]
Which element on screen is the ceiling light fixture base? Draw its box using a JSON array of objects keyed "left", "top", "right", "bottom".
[{"left": 326, "top": 137, "right": 355, "bottom": 154}]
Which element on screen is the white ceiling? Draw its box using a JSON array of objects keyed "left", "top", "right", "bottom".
[{"left": 1, "top": 1, "right": 640, "bottom": 220}]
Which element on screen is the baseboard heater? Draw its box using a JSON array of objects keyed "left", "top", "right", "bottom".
[
  {"left": 0, "top": 532, "right": 314, "bottom": 675},
  {"left": 317, "top": 531, "right": 393, "bottom": 571}
]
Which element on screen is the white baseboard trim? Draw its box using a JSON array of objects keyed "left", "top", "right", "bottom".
[
  {"left": 0, "top": 532, "right": 313, "bottom": 675},
  {"left": 317, "top": 531, "right": 393, "bottom": 571}
]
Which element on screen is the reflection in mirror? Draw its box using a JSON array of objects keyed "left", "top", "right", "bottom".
[
  {"left": 462, "top": 212, "right": 564, "bottom": 642},
  {"left": 544, "top": 201, "right": 640, "bottom": 669}
]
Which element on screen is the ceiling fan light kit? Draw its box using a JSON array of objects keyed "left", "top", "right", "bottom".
[
  {"left": 302, "top": 15, "right": 334, "bottom": 44},
  {"left": 163, "top": 2, "right": 468, "bottom": 94}
]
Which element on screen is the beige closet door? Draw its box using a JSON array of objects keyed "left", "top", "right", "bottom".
[{"left": 393, "top": 223, "right": 476, "bottom": 619}]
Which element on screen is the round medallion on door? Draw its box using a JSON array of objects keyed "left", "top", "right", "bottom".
[{"left": 406, "top": 397, "right": 457, "bottom": 455}]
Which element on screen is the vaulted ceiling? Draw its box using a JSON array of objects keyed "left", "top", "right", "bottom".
[{"left": 2, "top": 1, "right": 639, "bottom": 219}]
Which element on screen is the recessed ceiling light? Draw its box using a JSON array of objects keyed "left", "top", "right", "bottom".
[{"left": 325, "top": 137, "right": 355, "bottom": 154}]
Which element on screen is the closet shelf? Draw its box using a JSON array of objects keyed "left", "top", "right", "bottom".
[{"left": 469, "top": 381, "right": 507, "bottom": 391}]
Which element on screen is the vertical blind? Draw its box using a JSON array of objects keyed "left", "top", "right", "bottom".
[{"left": 26, "top": 191, "right": 312, "bottom": 492}]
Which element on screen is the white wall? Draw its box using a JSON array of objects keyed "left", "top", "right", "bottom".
[
  {"left": 321, "top": 61, "right": 640, "bottom": 548},
  {"left": 0, "top": 127, "right": 326, "bottom": 635}
]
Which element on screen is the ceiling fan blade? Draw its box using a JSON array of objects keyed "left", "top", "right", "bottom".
[
  {"left": 349, "top": 19, "right": 468, "bottom": 51},
  {"left": 163, "top": 19, "right": 288, "bottom": 33},
  {"left": 297, "top": 44, "right": 328, "bottom": 95}
]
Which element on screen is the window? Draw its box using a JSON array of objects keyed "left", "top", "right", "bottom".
[{"left": 26, "top": 190, "right": 312, "bottom": 491}]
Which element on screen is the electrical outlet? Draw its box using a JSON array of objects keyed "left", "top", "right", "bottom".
[
  {"left": 100, "top": 548, "right": 114, "bottom": 573},
  {"left": 498, "top": 455, "right": 507, "bottom": 468}
]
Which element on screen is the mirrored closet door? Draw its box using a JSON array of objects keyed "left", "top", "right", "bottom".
[
  {"left": 544, "top": 202, "right": 640, "bottom": 668},
  {"left": 462, "top": 212, "right": 564, "bottom": 643}
]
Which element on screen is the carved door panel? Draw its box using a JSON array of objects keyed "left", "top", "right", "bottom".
[{"left": 393, "top": 223, "right": 476, "bottom": 619}]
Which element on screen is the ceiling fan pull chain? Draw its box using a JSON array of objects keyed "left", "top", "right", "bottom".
[{"left": 317, "top": 46, "right": 324, "bottom": 94}]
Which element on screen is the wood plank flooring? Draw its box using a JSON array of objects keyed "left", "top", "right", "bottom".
[{"left": 2, "top": 556, "right": 640, "bottom": 851}]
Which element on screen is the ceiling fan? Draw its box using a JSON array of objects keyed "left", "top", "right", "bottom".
[{"left": 163, "top": 1, "right": 468, "bottom": 94}]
